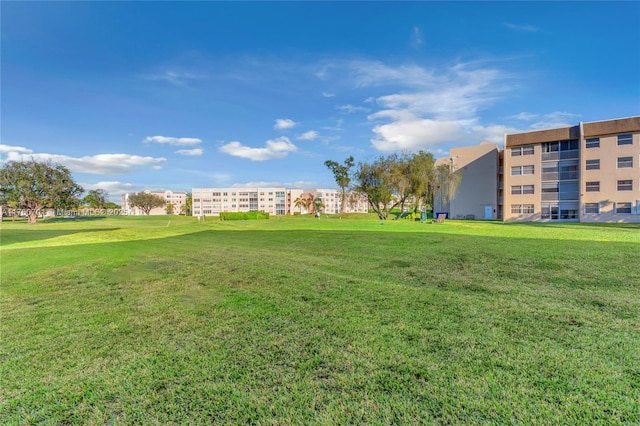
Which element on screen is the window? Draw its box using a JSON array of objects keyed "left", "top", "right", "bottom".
[
  {"left": 618, "top": 180, "right": 633, "bottom": 191},
  {"left": 584, "top": 203, "right": 600, "bottom": 214},
  {"left": 511, "top": 205, "right": 522, "bottom": 214},
  {"left": 586, "top": 159, "right": 600, "bottom": 170},
  {"left": 585, "top": 137, "right": 600, "bottom": 148},
  {"left": 615, "top": 202, "right": 632, "bottom": 214},
  {"left": 617, "top": 156, "right": 633, "bottom": 168},
  {"left": 510, "top": 185, "right": 533, "bottom": 195},
  {"left": 617, "top": 134, "right": 633, "bottom": 145},
  {"left": 523, "top": 204, "right": 534, "bottom": 213},
  {"left": 585, "top": 181, "right": 600, "bottom": 192},
  {"left": 511, "top": 166, "right": 521, "bottom": 176},
  {"left": 522, "top": 165, "right": 534, "bottom": 175},
  {"left": 511, "top": 146, "right": 534, "bottom": 156}
]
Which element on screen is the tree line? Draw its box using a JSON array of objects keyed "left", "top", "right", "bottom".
[
  {"left": 325, "top": 152, "right": 461, "bottom": 220},
  {"left": 0, "top": 159, "right": 184, "bottom": 224},
  {"left": 2, "top": 154, "right": 460, "bottom": 224}
]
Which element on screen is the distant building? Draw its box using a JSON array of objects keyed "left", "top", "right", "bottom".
[
  {"left": 191, "top": 187, "right": 368, "bottom": 217},
  {"left": 121, "top": 190, "right": 187, "bottom": 215}
]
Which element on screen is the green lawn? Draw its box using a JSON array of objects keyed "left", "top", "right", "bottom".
[{"left": 1, "top": 215, "right": 639, "bottom": 424}]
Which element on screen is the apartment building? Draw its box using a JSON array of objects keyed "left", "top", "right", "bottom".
[
  {"left": 503, "top": 116, "right": 640, "bottom": 223},
  {"left": 192, "top": 187, "right": 288, "bottom": 217},
  {"left": 121, "top": 190, "right": 187, "bottom": 215},
  {"left": 435, "top": 142, "right": 501, "bottom": 220},
  {"left": 191, "top": 187, "right": 369, "bottom": 217}
]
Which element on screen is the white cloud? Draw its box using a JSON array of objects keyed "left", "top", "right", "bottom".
[
  {"left": 349, "top": 60, "right": 438, "bottom": 88},
  {"left": 274, "top": 118, "right": 297, "bottom": 130},
  {"left": 175, "top": 148, "right": 203, "bottom": 156},
  {"left": 144, "top": 136, "right": 202, "bottom": 145},
  {"left": 0, "top": 144, "right": 33, "bottom": 154},
  {"left": 297, "top": 131, "right": 319, "bottom": 141},
  {"left": 219, "top": 136, "right": 298, "bottom": 161},
  {"left": 232, "top": 180, "right": 317, "bottom": 190},
  {"left": 528, "top": 111, "right": 580, "bottom": 130},
  {"left": 411, "top": 26, "right": 423, "bottom": 48},
  {"left": 144, "top": 70, "right": 202, "bottom": 86},
  {"left": 80, "top": 181, "right": 138, "bottom": 196},
  {"left": 337, "top": 104, "right": 371, "bottom": 114},
  {"left": 353, "top": 60, "right": 514, "bottom": 151},
  {"left": 2, "top": 151, "right": 166, "bottom": 175},
  {"left": 370, "top": 113, "right": 519, "bottom": 152},
  {"left": 322, "top": 92, "right": 336, "bottom": 98},
  {"left": 511, "top": 112, "right": 538, "bottom": 121},
  {"left": 504, "top": 23, "right": 540, "bottom": 32}
]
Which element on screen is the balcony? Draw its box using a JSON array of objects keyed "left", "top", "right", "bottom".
[
  {"left": 541, "top": 171, "right": 579, "bottom": 181},
  {"left": 541, "top": 150, "right": 579, "bottom": 161}
]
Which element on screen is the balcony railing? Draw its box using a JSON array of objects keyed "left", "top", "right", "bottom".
[
  {"left": 541, "top": 150, "right": 579, "bottom": 161},
  {"left": 541, "top": 171, "right": 579, "bottom": 181}
]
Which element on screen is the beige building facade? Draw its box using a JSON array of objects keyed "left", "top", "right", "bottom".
[
  {"left": 191, "top": 187, "right": 369, "bottom": 216},
  {"left": 503, "top": 116, "right": 640, "bottom": 223},
  {"left": 436, "top": 142, "right": 501, "bottom": 220},
  {"left": 191, "top": 187, "right": 369, "bottom": 217},
  {"left": 192, "top": 187, "right": 288, "bottom": 217}
]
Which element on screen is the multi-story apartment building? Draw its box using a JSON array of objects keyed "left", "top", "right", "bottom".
[
  {"left": 435, "top": 142, "right": 501, "bottom": 220},
  {"left": 121, "top": 190, "right": 187, "bottom": 215},
  {"left": 503, "top": 116, "right": 640, "bottom": 222},
  {"left": 191, "top": 187, "right": 288, "bottom": 217},
  {"left": 304, "top": 189, "right": 369, "bottom": 215},
  {"left": 191, "top": 187, "right": 369, "bottom": 217}
]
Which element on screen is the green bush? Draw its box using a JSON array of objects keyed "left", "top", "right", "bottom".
[{"left": 219, "top": 211, "right": 269, "bottom": 221}]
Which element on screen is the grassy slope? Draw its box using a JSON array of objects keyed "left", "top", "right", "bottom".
[{"left": 1, "top": 216, "right": 639, "bottom": 424}]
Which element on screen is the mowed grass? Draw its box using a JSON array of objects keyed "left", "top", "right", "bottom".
[{"left": 1, "top": 215, "right": 639, "bottom": 424}]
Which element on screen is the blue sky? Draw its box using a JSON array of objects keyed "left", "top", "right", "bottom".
[{"left": 2, "top": 1, "right": 639, "bottom": 201}]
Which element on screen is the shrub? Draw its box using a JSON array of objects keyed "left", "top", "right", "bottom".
[{"left": 219, "top": 211, "right": 270, "bottom": 221}]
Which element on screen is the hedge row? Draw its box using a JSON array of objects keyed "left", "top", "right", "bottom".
[{"left": 219, "top": 211, "right": 270, "bottom": 221}]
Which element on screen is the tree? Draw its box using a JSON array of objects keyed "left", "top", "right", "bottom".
[
  {"left": 432, "top": 161, "right": 462, "bottom": 214},
  {"left": 313, "top": 197, "right": 325, "bottom": 214},
  {"left": 407, "top": 151, "right": 436, "bottom": 212},
  {"left": 0, "top": 160, "right": 83, "bottom": 224},
  {"left": 128, "top": 191, "right": 165, "bottom": 215},
  {"left": 303, "top": 193, "right": 318, "bottom": 213},
  {"left": 389, "top": 153, "right": 412, "bottom": 218},
  {"left": 181, "top": 193, "right": 192, "bottom": 216},
  {"left": 354, "top": 155, "right": 400, "bottom": 220},
  {"left": 103, "top": 201, "right": 120, "bottom": 210},
  {"left": 293, "top": 195, "right": 307, "bottom": 214},
  {"left": 83, "top": 189, "right": 108, "bottom": 209},
  {"left": 166, "top": 203, "right": 175, "bottom": 215},
  {"left": 324, "top": 156, "right": 354, "bottom": 213},
  {"left": 354, "top": 152, "right": 443, "bottom": 220}
]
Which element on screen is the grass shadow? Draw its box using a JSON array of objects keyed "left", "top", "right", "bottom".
[{"left": 0, "top": 227, "right": 120, "bottom": 246}]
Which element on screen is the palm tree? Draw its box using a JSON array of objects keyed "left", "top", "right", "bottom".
[
  {"left": 293, "top": 196, "right": 306, "bottom": 214},
  {"left": 313, "top": 198, "right": 325, "bottom": 215},
  {"left": 303, "top": 193, "right": 316, "bottom": 213}
]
